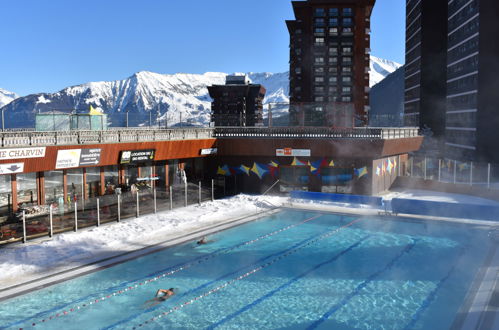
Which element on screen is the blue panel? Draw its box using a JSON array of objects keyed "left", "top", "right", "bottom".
[
  {"left": 290, "top": 191, "right": 383, "bottom": 206},
  {"left": 391, "top": 198, "right": 499, "bottom": 221}
]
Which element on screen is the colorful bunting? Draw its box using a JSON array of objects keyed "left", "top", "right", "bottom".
[
  {"left": 329, "top": 160, "right": 335, "bottom": 167},
  {"left": 291, "top": 157, "right": 308, "bottom": 166},
  {"left": 310, "top": 159, "right": 323, "bottom": 176},
  {"left": 355, "top": 167, "right": 368, "bottom": 178},
  {"left": 268, "top": 160, "right": 279, "bottom": 168},
  {"left": 217, "top": 166, "right": 227, "bottom": 176},
  {"left": 387, "top": 159, "right": 394, "bottom": 174},
  {"left": 251, "top": 162, "right": 269, "bottom": 179},
  {"left": 458, "top": 162, "right": 471, "bottom": 171},
  {"left": 239, "top": 164, "right": 250, "bottom": 175},
  {"left": 376, "top": 166, "right": 381, "bottom": 176}
]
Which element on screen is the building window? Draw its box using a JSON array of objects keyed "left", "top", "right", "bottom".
[
  {"left": 329, "top": 47, "right": 338, "bottom": 55},
  {"left": 329, "top": 67, "right": 338, "bottom": 73},
  {"left": 342, "top": 27, "right": 353, "bottom": 35},
  {"left": 342, "top": 86, "right": 351, "bottom": 93},
  {"left": 342, "top": 8, "right": 353, "bottom": 16},
  {"left": 314, "top": 27, "right": 325, "bottom": 35},
  {"left": 342, "top": 47, "right": 352, "bottom": 54},
  {"left": 314, "top": 8, "right": 325, "bottom": 16},
  {"left": 342, "top": 76, "right": 352, "bottom": 83},
  {"left": 329, "top": 76, "right": 338, "bottom": 84},
  {"left": 342, "top": 57, "right": 352, "bottom": 64},
  {"left": 343, "top": 18, "right": 353, "bottom": 27},
  {"left": 342, "top": 66, "right": 352, "bottom": 73},
  {"left": 315, "top": 57, "right": 325, "bottom": 64},
  {"left": 329, "top": 18, "right": 338, "bottom": 27},
  {"left": 315, "top": 67, "right": 325, "bottom": 73},
  {"left": 315, "top": 86, "right": 325, "bottom": 93},
  {"left": 314, "top": 37, "right": 325, "bottom": 45},
  {"left": 341, "top": 96, "right": 352, "bottom": 102},
  {"left": 315, "top": 96, "right": 324, "bottom": 102},
  {"left": 314, "top": 106, "right": 324, "bottom": 112},
  {"left": 295, "top": 48, "right": 302, "bottom": 55},
  {"left": 329, "top": 27, "right": 338, "bottom": 36},
  {"left": 295, "top": 29, "right": 302, "bottom": 34},
  {"left": 294, "top": 86, "right": 302, "bottom": 92},
  {"left": 329, "top": 57, "right": 338, "bottom": 64},
  {"left": 315, "top": 76, "right": 325, "bottom": 83},
  {"left": 315, "top": 18, "right": 325, "bottom": 27},
  {"left": 328, "top": 86, "right": 337, "bottom": 94},
  {"left": 329, "top": 8, "right": 339, "bottom": 16},
  {"left": 295, "top": 67, "right": 302, "bottom": 74}
]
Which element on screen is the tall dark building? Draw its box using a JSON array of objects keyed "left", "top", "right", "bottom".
[
  {"left": 403, "top": 0, "right": 448, "bottom": 137},
  {"left": 445, "top": 0, "right": 499, "bottom": 162},
  {"left": 208, "top": 75, "right": 266, "bottom": 127},
  {"left": 287, "top": 0, "right": 375, "bottom": 127}
]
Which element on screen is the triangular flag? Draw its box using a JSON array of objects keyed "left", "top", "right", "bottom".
[
  {"left": 239, "top": 164, "right": 250, "bottom": 175},
  {"left": 355, "top": 167, "right": 368, "bottom": 178},
  {"left": 89, "top": 105, "right": 102, "bottom": 115},
  {"left": 251, "top": 163, "right": 269, "bottom": 179},
  {"left": 329, "top": 160, "right": 335, "bottom": 167},
  {"left": 387, "top": 159, "right": 393, "bottom": 174},
  {"left": 221, "top": 165, "right": 231, "bottom": 176},
  {"left": 376, "top": 166, "right": 381, "bottom": 176},
  {"left": 291, "top": 157, "right": 308, "bottom": 166},
  {"left": 217, "top": 166, "right": 226, "bottom": 176},
  {"left": 269, "top": 166, "right": 279, "bottom": 179},
  {"left": 269, "top": 160, "right": 279, "bottom": 168}
]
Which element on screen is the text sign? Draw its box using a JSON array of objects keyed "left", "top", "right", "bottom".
[
  {"left": 56, "top": 149, "right": 81, "bottom": 169},
  {"left": 276, "top": 149, "right": 311, "bottom": 157},
  {"left": 0, "top": 147, "right": 46, "bottom": 160},
  {"left": 80, "top": 149, "right": 101, "bottom": 166},
  {"left": 120, "top": 149, "right": 155, "bottom": 164},
  {"left": 200, "top": 148, "right": 218, "bottom": 155},
  {"left": 0, "top": 163, "right": 24, "bottom": 175}
]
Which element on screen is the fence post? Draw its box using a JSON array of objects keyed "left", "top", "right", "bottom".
[
  {"left": 49, "top": 205, "right": 53, "bottom": 238},
  {"left": 184, "top": 181, "right": 188, "bottom": 207},
  {"left": 117, "top": 194, "right": 121, "bottom": 222},
  {"left": 169, "top": 186, "right": 173, "bottom": 210},
  {"left": 424, "top": 157, "right": 427, "bottom": 180},
  {"left": 488, "top": 163, "right": 491, "bottom": 189},
  {"left": 97, "top": 198, "right": 100, "bottom": 227},
  {"left": 153, "top": 188, "right": 157, "bottom": 214},
  {"left": 211, "top": 179, "right": 214, "bottom": 202},
  {"left": 22, "top": 210, "right": 26, "bottom": 244},
  {"left": 198, "top": 181, "right": 201, "bottom": 205},
  {"left": 470, "top": 162, "right": 473, "bottom": 186},
  {"left": 453, "top": 160, "right": 457, "bottom": 184},
  {"left": 136, "top": 191, "right": 140, "bottom": 218},
  {"left": 410, "top": 157, "right": 414, "bottom": 177},
  {"left": 74, "top": 201, "right": 78, "bottom": 232},
  {"left": 438, "top": 159, "right": 441, "bottom": 182}
]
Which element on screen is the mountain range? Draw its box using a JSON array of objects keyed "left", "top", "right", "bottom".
[{"left": 0, "top": 55, "right": 400, "bottom": 128}]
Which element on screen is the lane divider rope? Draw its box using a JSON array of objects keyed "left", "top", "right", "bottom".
[
  {"left": 23, "top": 213, "right": 325, "bottom": 328},
  {"left": 132, "top": 218, "right": 363, "bottom": 329}
]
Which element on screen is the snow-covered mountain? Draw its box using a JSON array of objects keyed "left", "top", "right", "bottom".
[
  {"left": 370, "top": 55, "right": 402, "bottom": 87},
  {"left": 0, "top": 56, "right": 399, "bottom": 128},
  {"left": 0, "top": 88, "right": 18, "bottom": 108}
]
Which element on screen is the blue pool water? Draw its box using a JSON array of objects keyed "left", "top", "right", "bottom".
[{"left": 0, "top": 209, "right": 493, "bottom": 330}]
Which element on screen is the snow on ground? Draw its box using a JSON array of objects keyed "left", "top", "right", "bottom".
[
  {"left": 1, "top": 190, "right": 498, "bottom": 290},
  {"left": 0, "top": 195, "right": 287, "bottom": 289}
]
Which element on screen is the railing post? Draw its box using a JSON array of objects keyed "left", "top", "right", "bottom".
[
  {"left": 117, "top": 194, "right": 121, "bottom": 222},
  {"left": 184, "top": 181, "right": 188, "bottom": 207},
  {"left": 153, "top": 188, "right": 157, "bottom": 213},
  {"left": 96, "top": 198, "right": 100, "bottom": 227},
  {"left": 488, "top": 163, "right": 491, "bottom": 189},
  {"left": 453, "top": 160, "right": 457, "bottom": 184},
  {"left": 211, "top": 179, "right": 214, "bottom": 202},
  {"left": 169, "top": 185, "right": 173, "bottom": 210},
  {"left": 198, "top": 181, "right": 201, "bottom": 205},
  {"left": 136, "top": 191, "right": 140, "bottom": 218},
  {"left": 438, "top": 159, "right": 441, "bottom": 182},
  {"left": 22, "top": 210, "right": 26, "bottom": 243},
  {"left": 74, "top": 201, "right": 78, "bottom": 232},
  {"left": 424, "top": 157, "right": 427, "bottom": 180},
  {"left": 410, "top": 157, "right": 413, "bottom": 177},
  {"left": 470, "top": 162, "right": 473, "bottom": 186},
  {"left": 49, "top": 205, "right": 53, "bottom": 238}
]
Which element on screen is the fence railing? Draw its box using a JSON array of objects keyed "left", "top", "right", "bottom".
[
  {"left": 0, "top": 180, "right": 230, "bottom": 245},
  {"left": 405, "top": 156, "right": 499, "bottom": 190},
  {"left": 0, "top": 128, "right": 216, "bottom": 147}
]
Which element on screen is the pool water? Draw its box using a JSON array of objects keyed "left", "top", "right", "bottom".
[{"left": 0, "top": 209, "right": 493, "bottom": 330}]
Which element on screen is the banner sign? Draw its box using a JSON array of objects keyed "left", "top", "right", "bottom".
[
  {"left": 276, "top": 148, "right": 311, "bottom": 157},
  {"left": 120, "top": 149, "right": 155, "bottom": 164},
  {"left": 0, "top": 163, "right": 24, "bottom": 175},
  {"left": 0, "top": 147, "right": 46, "bottom": 160},
  {"left": 56, "top": 148, "right": 102, "bottom": 169},
  {"left": 201, "top": 148, "right": 218, "bottom": 155},
  {"left": 79, "top": 148, "right": 102, "bottom": 166}
]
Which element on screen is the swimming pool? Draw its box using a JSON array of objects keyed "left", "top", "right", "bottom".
[{"left": 0, "top": 209, "right": 494, "bottom": 329}]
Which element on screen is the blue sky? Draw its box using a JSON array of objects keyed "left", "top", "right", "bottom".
[{"left": 0, "top": 0, "right": 404, "bottom": 96}]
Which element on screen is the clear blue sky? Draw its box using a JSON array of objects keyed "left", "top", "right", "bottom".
[{"left": 0, "top": 0, "right": 404, "bottom": 96}]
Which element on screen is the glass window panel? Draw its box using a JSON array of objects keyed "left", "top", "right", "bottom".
[
  {"left": 0, "top": 175, "right": 12, "bottom": 216},
  {"left": 45, "top": 170, "right": 64, "bottom": 204},
  {"left": 17, "top": 173, "right": 38, "bottom": 206},
  {"left": 104, "top": 165, "right": 119, "bottom": 194}
]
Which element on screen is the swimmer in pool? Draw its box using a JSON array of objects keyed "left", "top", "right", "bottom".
[
  {"left": 197, "top": 237, "right": 208, "bottom": 245},
  {"left": 144, "top": 288, "right": 176, "bottom": 307}
]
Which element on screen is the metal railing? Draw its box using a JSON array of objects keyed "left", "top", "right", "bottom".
[{"left": 213, "top": 127, "right": 420, "bottom": 139}]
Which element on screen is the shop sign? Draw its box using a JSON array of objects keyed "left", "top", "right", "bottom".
[
  {"left": 79, "top": 148, "right": 102, "bottom": 166},
  {"left": 56, "top": 149, "right": 81, "bottom": 169},
  {"left": 0, "top": 163, "right": 24, "bottom": 175},
  {"left": 201, "top": 148, "right": 218, "bottom": 155},
  {"left": 120, "top": 149, "right": 155, "bottom": 164},
  {"left": 276, "top": 148, "right": 311, "bottom": 157},
  {"left": 0, "top": 147, "right": 46, "bottom": 160},
  {"left": 136, "top": 177, "right": 159, "bottom": 181}
]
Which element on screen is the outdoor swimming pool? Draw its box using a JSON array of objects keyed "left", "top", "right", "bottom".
[{"left": 0, "top": 209, "right": 494, "bottom": 329}]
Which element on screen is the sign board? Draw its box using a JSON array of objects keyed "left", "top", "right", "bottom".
[
  {"left": 79, "top": 148, "right": 102, "bottom": 166},
  {"left": 0, "top": 147, "right": 46, "bottom": 160},
  {"left": 120, "top": 149, "right": 155, "bottom": 164},
  {"left": 200, "top": 148, "right": 218, "bottom": 155},
  {"left": 276, "top": 148, "right": 311, "bottom": 157},
  {"left": 56, "top": 149, "right": 82, "bottom": 169},
  {"left": 56, "top": 148, "right": 102, "bottom": 169},
  {"left": 0, "top": 163, "right": 24, "bottom": 175}
]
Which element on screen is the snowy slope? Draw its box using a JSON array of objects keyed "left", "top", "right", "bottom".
[
  {"left": 0, "top": 56, "right": 399, "bottom": 128},
  {"left": 0, "top": 88, "right": 18, "bottom": 108}
]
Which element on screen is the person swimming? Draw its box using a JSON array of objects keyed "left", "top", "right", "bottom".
[
  {"left": 144, "top": 288, "right": 176, "bottom": 307},
  {"left": 197, "top": 237, "right": 208, "bottom": 245}
]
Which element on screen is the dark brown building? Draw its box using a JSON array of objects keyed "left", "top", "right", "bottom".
[
  {"left": 286, "top": 0, "right": 375, "bottom": 127},
  {"left": 208, "top": 75, "right": 266, "bottom": 127}
]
